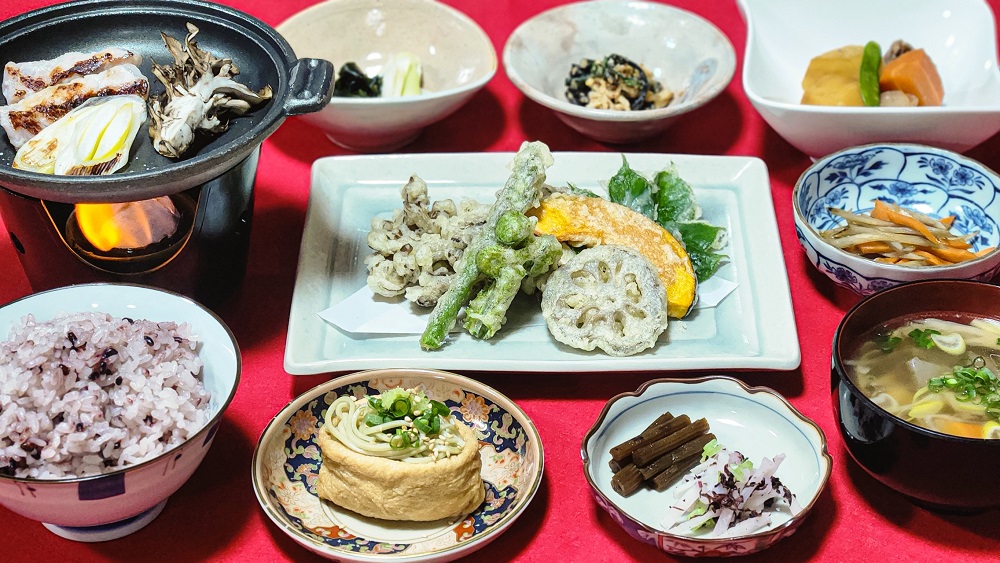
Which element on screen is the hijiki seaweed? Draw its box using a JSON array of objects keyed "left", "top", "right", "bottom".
[{"left": 565, "top": 54, "right": 673, "bottom": 111}]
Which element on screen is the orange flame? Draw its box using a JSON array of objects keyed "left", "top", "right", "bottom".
[
  {"left": 75, "top": 197, "right": 180, "bottom": 252},
  {"left": 75, "top": 203, "right": 121, "bottom": 252}
]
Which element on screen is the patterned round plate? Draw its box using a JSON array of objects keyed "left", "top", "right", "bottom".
[{"left": 252, "top": 368, "right": 543, "bottom": 562}]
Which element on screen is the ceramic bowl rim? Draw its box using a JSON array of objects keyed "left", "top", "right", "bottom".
[
  {"left": 250, "top": 367, "right": 545, "bottom": 562},
  {"left": 738, "top": 0, "right": 1000, "bottom": 113},
  {"left": 0, "top": 282, "right": 242, "bottom": 485},
  {"left": 276, "top": 0, "right": 498, "bottom": 104},
  {"left": 580, "top": 375, "right": 832, "bottom": 546},
  {"left": 832, "top": 278, "right": 1000, "bottom": 445},
  {"left": 502, "top": 0, "right": 736, "bottom": 124},
  {"left": 791, "top": 142, "right": 1000, "bottom": 272}
]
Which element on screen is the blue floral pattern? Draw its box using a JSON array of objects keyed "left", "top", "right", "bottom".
[
  {"left": 795, "top": 146, "right": 1000, "bottom": 295},
  {"left": 257, "top": 376, "right": 540, "bottom": 559}
]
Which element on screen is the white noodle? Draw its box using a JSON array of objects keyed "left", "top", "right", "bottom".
[{"left": 322, "top": 394, "right": 467, "bottom": 463}]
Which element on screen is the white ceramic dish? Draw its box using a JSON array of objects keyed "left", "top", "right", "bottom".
[
  {"left": 503, "top": 0, "right": 736, "bottom": 144},
  {"left": 0, "top": 283, "right": 240, "bottom": 541},
  {"left": 284, "top": 151, "right": 799, "bottom": 374},
  {"left": 277, "top": 0, "right": 496, "bottom": 152},
  {"left": 252, "top": 368, "right": 543, "bottom": 562},
  {"left": 739, "top": 0, "right": 1000, "bottom": 158},
  {"left": 582, "top": 376, "right": 831, "bottom": 557}
]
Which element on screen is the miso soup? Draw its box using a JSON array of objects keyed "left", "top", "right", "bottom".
[{"left": 845, "top": 314, "right": 1000, "bottom": 439}]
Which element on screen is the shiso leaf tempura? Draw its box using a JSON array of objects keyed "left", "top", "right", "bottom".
[{"left": 420, "top": 140, "right": 555, "bottom": 350}]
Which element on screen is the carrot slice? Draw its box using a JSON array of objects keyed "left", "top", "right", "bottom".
[
  {"left": 912, "top": 250, "right": 951, "bottom": 266},
  {"left": 878, "top": 48, "right": 944, "bottom": 106},
  {"left": 853, "top": 241, "right": 896, "bottom": 254},
  {"left": 871, "top": 200, "right": 941, "bottom": 244},
  {"left": 926, "top": 245, "right": 978, "bottom": 263},
  {"left": 939, "top": 215, "right": 956, "bottom": 228}
]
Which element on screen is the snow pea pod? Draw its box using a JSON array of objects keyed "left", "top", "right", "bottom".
[{"left": 860, "top": 41, "right": 882, "bottom": 107}]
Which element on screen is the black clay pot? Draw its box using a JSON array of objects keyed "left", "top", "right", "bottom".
[
  {"left": 831, "top": 279, "right": 1000, "bottom": 512},
  {"left": 0, "top": 0, "right": 334, "bottom": 203}
]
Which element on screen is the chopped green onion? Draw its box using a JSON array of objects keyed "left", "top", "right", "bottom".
[
  {"left": 909, "top": 328, "right": 940, "bottom": 349},
  {"left": 928, "top": 362, "right": 1000, "bottom": 421},
  {"left": 364, "top": 413, "right": 385, "bottom": 427},
  {"left": 413, "top": 418, "right": 432, "bottom": 434},
  {"left": 877, "top": 333, "right": 902, "bottom": 352}
]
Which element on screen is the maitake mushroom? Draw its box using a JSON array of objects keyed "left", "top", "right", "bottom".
[{"left": 148, "top": 23, "right": 272, "bottom": 158}]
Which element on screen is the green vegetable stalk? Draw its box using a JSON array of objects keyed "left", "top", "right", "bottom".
[
  {"left": 859, "top": 41, "right": 882, "bottom": 107},
  {"left": 419, "top": 141, "right": 554, "bottom": 350},
  {"left": 464, "top": 219, "right": 562, "bottom": 339}
]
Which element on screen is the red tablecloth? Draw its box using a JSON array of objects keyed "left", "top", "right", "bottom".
[{"left": 2, "top": 1, "right": 999, "bottom": 561}]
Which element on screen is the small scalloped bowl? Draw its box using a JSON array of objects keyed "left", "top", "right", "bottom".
[
  {"left": 738, "top": 0, "right": 1000, "bottom": 158},
  {"left": 582, "top": 376, "right": 831, "bottom": 557},
  {"left": 503, "top": 0, "right": 735, "bottom": 144},
  {"left": 0, "top": 283, "right": 240, "bottom": 541},
  {"left": 277, "top": 0, "right": 496, "bottom": 153},
  {"left": 252, "top": 368, "right": 543, "bottom": 563},
  {"left": 793, "top": 143, "right": 1000, "bottom": 296}
]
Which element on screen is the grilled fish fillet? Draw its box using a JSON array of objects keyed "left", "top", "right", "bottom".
[
  {"left": 3, "top": 48, "right": 142, "bottom": 104},
  {"left": 0, "top": 63, "right": 148, "bottom": 149}
]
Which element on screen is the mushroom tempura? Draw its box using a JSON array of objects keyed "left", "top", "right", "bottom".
[{"left": 148, "top": 23, "right": 272, "bottom": 158}]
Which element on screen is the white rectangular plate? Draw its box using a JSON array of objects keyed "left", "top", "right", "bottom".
[{"left": 284, "top": 152, "right": 800, "bottom": 374}]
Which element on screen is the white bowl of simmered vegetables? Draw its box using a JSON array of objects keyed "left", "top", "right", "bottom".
[
  {"left": 793, "top": 143, "right": 1000, "bottom": 295},
  {"left": 738, "top": 0, "right": 1000, "bottom": 158},
  {"left": 833, "top": 279, "right": 1000, "bottom": 511},
  {"left": 582, "top": 376, "right": 831, "bottom": 557},
  {"left": 503, "top": 0, "right": 735, "bottom": 144}
]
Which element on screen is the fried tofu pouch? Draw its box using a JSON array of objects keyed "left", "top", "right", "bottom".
[{"left": 315, "top": 421, "right": 485, "bottom": 521}]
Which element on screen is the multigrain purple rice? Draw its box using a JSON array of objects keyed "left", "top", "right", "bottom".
[{"left": 0, "top": 312, "right": 212, "bottom": 479}]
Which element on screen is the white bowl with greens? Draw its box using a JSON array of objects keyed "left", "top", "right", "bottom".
[{"left": 276, "top": 0, "right": 496, "bottom": 153}]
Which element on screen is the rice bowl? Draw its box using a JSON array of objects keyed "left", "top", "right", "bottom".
[
  {"left": 0, "top": 283, "right": 240, "bottom": 541},
  {"left": 1, "top": 312, "right": 212, "bottom": 479}
]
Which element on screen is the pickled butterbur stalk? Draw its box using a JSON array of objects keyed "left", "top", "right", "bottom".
[
  {"left": 148, "top": 23, "right": 272, "bottom": 158},
  {"left": 13, "top": 94, "right": 146, "bottom": 175}
]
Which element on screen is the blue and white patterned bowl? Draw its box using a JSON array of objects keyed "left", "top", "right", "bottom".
[
  {"left": 582, "top": 376, "right": 831, "bottom": 557},
  {"left": 252, "top": 368, "right": 543, "bottom": 563},
  {"left": 793, "top": 144, "right": 1000, "bottom": 295}
]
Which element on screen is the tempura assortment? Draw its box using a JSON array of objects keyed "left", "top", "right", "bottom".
[{"left": 364, "top": 141, "right": 729, "bottom": 356}]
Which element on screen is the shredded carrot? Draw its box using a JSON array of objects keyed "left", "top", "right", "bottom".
[
  {"left": 912, "top": 250, "right": 951, "bottom": 265},
  {"left": 821, "top": 202, "right": 991, "bottom": 267},
  {"left": 927, "top": 245, "right": 977, "bottom": 263},
  {"left": 853, "top": 241, "right": 896, "bottom": 254},
  {"left": 872, "top": 200, "right": 941, "bottom": 244}
]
